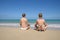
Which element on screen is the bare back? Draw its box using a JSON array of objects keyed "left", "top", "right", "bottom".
[
  {"left": 20, "top": 18, "right": 28, "bottom": 28},
  {"left": 37, "top": 18, "right": 45, "bottom": 26}
]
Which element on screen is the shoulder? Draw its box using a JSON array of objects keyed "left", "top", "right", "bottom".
[
  {"left": 21, "top": 18, "right": 27, "bottom": 21},
  {"left": 24, "top": 18, "right": 27, "bottom": 20},
  {"left": 41, "top": 19, "right": 45, "bottom": 22},
  {"left": 37, "top": 18, "right": 45, "bottom": 21},
  {"left": 41, "top": 18, "right": 45, "bottom": 21}
]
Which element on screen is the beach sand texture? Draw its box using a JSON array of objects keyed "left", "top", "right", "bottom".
[{"left": 0, "top": 27, "right": 60, "bottom": 40}]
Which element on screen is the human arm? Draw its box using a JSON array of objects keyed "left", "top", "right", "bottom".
[{"left": 43, "top": 21, "right": 47, "bottom": 27}]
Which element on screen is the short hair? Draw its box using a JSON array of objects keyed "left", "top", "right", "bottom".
[
  {"left": 38, "top": 13, "right": 42, "bottom": 17},
  {"left": 22, "top": 13, "right": 26, "bottom": 17}
]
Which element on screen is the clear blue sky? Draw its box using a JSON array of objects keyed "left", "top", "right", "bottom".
[{"left": 0, "top": 0, "right": 60, "bottom": 19}]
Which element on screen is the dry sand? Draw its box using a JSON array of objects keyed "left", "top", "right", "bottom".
[{"left": 0, "top": 27, "right": 60, "bottom": 40}]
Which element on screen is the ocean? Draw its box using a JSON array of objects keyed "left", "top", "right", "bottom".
[
  {"left": 0, "top": 19, "right": 60, "bottom": 30},
  {"left": 0, "top": 19, "right": 60, "bottom": 24}
]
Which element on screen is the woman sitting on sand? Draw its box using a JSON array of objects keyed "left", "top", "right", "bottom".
[
  {"left": 35, "top": 13, "right": 47, "bottom": 31},
  {"left": 20, "top": 13, "right": 30, "bottom": 30}
]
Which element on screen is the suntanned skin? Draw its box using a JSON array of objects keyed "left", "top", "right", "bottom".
[
  {"left": 20, "top": 17, "right": 28, "bottom": 28},
  {"left": 37, "top": 18, "right": 45, "bottom": 26},
  {"left": 35, "top": 13, "right": 47, "bottom": 31},
  {"left": 36, "top": 18, "right": 47, "bottom": 31},
  {"left": 20, "top": 14, "right": 30, "bottom": 30}
]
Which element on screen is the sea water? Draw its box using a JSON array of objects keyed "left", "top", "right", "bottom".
[{"left": 0, "top": 19, "right": 60, "bottom": 30}]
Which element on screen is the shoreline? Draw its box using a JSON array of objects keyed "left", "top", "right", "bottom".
[{"left": 0, "top": 23, "right": 60, "bottom": 30}]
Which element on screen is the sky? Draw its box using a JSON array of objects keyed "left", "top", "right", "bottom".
[{"left": 0, "top": 0, "right": 60, "bottom": 19}]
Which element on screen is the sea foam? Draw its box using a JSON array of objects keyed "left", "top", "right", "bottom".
[{"left": 0, "top": 23, "right": 60, "bottom": 29}]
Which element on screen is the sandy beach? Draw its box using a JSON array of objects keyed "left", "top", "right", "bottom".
[{"left": 0, "top": 27, "right": 60, "bottom": 40}]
